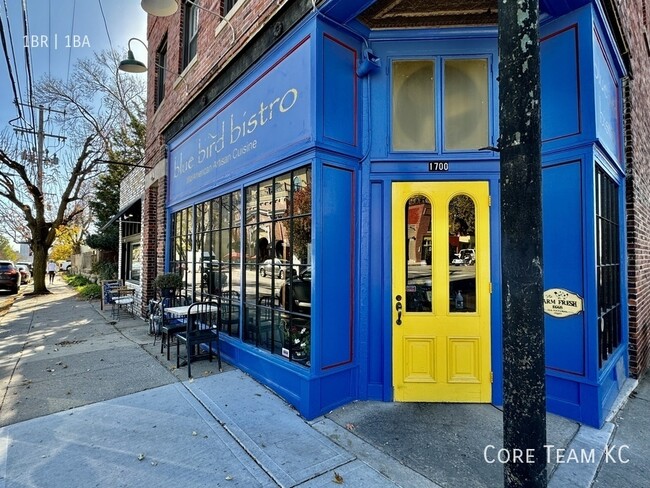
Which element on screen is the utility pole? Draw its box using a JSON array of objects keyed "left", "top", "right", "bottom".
[
  {"left": 37, "top": 105, "right": 44, "bottom": 191},
  {"left": 14, "top": 104, "right": 66, "bottom": 194},
  {"left": 498, "top": 1, "right": 547, "bottom": 487}
]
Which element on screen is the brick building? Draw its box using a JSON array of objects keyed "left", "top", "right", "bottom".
[
  {"left": 118, "top": 0, "right": 649, "bottom": 427},
  {"left": 617, "top": 0, "right": 650, "bottom": 378}
]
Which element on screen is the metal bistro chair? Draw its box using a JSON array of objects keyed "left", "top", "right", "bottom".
[
  {"left": 158, "top": 296, "right": 191, "bottom": 361},
  {"left": 257, "top": 295, "right": 279, "bottom": 347},
  {"left": 148, "top": 299, "right": 164, "bottom": 336},
  {"left": 175, "top": 300, "right": 222, "bottom": 378},
  {"left": 111, "top": 287, "right": 135, "bottom": 320}
]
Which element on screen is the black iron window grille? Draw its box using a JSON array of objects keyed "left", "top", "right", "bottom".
[{"left": 596, "top": 167, "right": 622, "bottom": 368}]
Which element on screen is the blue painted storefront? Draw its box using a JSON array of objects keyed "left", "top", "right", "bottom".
[{"left": 165, "top": 1, "right": 627, "bottom": 427}]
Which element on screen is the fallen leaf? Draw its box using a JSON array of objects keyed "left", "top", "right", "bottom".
[
  {"left": 345, "top": 423, "right": 355, "bottom": 431},
  {"left": 333, "top": 471, "right": 344, "bottom": 484}
]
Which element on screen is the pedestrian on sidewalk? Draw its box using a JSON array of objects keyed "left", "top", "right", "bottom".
[{"left": 47, "top": 260, "right": 57, "bottom": 284}]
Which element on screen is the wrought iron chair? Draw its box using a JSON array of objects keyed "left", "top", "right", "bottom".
[
  {"left": 111, "top": 287, "right": 135, "bottom": 320},
  {"left": 257, "top": 295, "right": 280, "bottom": 347},
  {"left": 279, "top": 279, "right": 311, "bottom": 314},
  {"left": 220, "top": 289, "right": 240, "bottom": 336},
  {"left": 159, "top": 295, "right": 191, "bottom": 361},
  {"left": 175, "top": 300, "right": 222, "bottom": 378}
]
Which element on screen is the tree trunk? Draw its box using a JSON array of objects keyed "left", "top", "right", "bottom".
[{"left": 31, "top": 244, "right": 50, "bottom": 294}]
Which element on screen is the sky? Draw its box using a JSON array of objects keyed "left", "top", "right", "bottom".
[
  {"left": 0, "top": 0, "right": 147, "bottom": 149},
  {"left": 0, "top": 0, "right": 147, "bottom": 251}
]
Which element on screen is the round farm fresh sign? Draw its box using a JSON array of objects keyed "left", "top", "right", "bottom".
[{"left": 543, "top": 288, "right": 583, "bottom": 318}]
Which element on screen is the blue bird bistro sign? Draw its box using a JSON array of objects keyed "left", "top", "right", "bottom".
[{"left": 167, "top": 38, "right": 312, "bottom": 206}]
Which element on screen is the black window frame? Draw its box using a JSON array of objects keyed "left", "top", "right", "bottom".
[
  {"left": 223, "top": 0, "right": 239, "bottom": 16},
  {"left": 155, "top": 36, "right": 167, "bottom": 109},
  {"left": 182, "top": 0, "right": 199, "bottom": 69},
  {"left": 596, "top": 166, "right": 622, "bottom": 368}
]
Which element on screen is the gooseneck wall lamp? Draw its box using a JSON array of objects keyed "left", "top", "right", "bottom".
[
  {"left": 118, "top": 38, "right": 149, "bottom": 73},
  {"left": 118, "top": 37, "right": 190, "bottom": 94},
  {"left": 140, "top": 0, "right": 236, "bottom": 45}
]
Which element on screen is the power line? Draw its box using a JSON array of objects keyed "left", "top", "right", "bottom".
[
  {"left": 0, "top": 1, "right": 23, "bottom": 118},
  {"left": 66, "top": 0, "right": 77, "bottom": 84},
  {"left": 20, "top": 0, "right": 37, "bottom": 151},
  {"left": 97, "top": 0, "right": 114, "bottom": 53}
]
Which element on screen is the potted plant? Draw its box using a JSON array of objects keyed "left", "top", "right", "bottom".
[
  {"left": 153, "top": 272, "right": 183, "bottom": 299},
  {"left": 282, "top": 320, "right": 310, "bottom": 365}
]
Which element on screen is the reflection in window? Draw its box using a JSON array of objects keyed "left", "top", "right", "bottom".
[
  {"left": 170, "top": 206, "right": 192, "bottom": 294},
  {"left": 243, "top": 166, "right": 312, "bottom": 366},
  {"left": 443, "top": 59, "right": 489, "bottom": 150},
  {"left": 392, "top": 60, "right": 435, "bottom": 151},
  {"left": 449, "top": 195, "right": 476, "bottom": 313},
  {"left": 128, "top": 243, "right": 141, "bottom": 281},
  {"left": 196, "top": 191, "right": 242, "bottom": 337},
  {"left": 405, "top": 195, "right": 432, "bottom": 312},
  {"left": 169, "top": 190, "right": 242, "bottom": 338}
]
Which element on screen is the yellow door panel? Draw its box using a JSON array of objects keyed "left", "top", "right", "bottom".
[
  {"left": 447, "top": 338, "right": 481, "bottom": 383},
  {"left": 392, "top": 181, "right": 491, "bottom": 403},
  {"left": 403, "top": 337, "right": 437, "bottom": 383}
]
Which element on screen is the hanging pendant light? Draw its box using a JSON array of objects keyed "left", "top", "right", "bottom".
[
  {"left": 119, "top": 50, "right": 147, "bottom": 73},
  {"left": 141, "top": 0, "right": 179, "bottom": 17}
]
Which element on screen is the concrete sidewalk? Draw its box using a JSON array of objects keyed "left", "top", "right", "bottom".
[{"left": 0, "top": 277, "right": 641, "bottom": 487}]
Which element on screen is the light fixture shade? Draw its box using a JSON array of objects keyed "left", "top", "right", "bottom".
[
  {"left": 141, "top": 0, "right": 179, "bottom": 16},
  {"left": 118, "top": 50, "right": 147, "bottom": 73}
]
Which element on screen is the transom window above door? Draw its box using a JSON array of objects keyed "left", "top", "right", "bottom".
[{"left": 391, "top": 58, "right": 490, "bottom": 152}]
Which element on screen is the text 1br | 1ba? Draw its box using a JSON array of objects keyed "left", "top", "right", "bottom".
[{"left": 24, "top": 34, "right": 91, "bottom": 49}]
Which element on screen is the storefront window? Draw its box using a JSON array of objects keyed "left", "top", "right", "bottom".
[
  {"left": 170, "top": 206, "right": 192, "bottom": 296},
  {"left": 243, "top": 166, "right": 312, "bottom": 366},
  {"left": 128, "top": 243, "right": 141, "bottom": 282},
  {"left": 168, "top": 168, "right": 311, "bottom": 362}
]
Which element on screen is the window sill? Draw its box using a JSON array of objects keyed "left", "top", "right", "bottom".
[
  {"left": 174, "top": 55, "right": 198, "bottom": 91},
  {"left": 214, "top": 0, "right": 251, "bottom": 39}
]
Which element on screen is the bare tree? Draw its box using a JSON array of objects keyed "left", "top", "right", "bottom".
[
  {"left": 0, "top": 135, "right": 100, "bottom": 292},
  {"left": 0, "top": 48, "right": 145, "bottom": 293}
]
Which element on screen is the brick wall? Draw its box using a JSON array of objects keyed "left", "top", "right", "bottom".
[
  {"left": 120, "top": 167, "right": 145, "bottom": 207},
  {"left": 617, "top": 0, "right": 650, "bottom": 377},
  {"left": 140, "top": 0, "right": 290, "bottom": 314},
  {"left": 143, "top": 0, "right": 288, "bottom": 170}
]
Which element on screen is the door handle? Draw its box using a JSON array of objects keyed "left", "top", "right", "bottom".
[{"left": 395, "top": 301, "right": 403, "bottom": 325}]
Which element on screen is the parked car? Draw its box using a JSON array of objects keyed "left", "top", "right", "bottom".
[
  {"left": 59, "top": 261, "right": 72, "bottom": 272},
  {"left": 259, "top": 258, "right": 297, "bottom": 279},
  {"left": 451, "top": 249, "right": 476, "bottom": 266},
  {"left": 16, "top": 264, "right": 31, "bottom": 284},
  {"left": 451, "top": 254, "right": 465, "bottom": 266},
  {"left": 0, "top": 261, "right": 21, "bottom": 294},
  {"left": 15, "top": 261, "right": 33, "bottom": 273}
]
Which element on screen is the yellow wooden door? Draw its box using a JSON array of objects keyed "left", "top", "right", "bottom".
[{"left": 392, "top": 181, "right": 491, "bottom": 402}]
